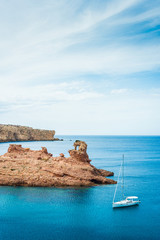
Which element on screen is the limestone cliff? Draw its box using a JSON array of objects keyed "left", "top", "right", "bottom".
[
  {"left": 0, "top": 124, "right": 57, "bottom": 142},
  {"left": 0, "top": 140, "right": 116, "bottom": 187}
]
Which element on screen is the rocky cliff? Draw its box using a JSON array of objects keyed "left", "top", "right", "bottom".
[
  {"left": 0, "top": 140, "right": 116, "bottom": 187},
  {"left": 0, "top": 124, "right": 57, "bottom": 142}
]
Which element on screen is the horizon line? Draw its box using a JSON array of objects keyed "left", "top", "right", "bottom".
[{"left": 56, "top": 134, "right": 160, "bottom": 136}]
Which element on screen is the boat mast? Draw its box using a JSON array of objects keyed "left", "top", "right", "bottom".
[
  {"left": 113, "top": 157, "right": 123, "bottom": 203},
  {"left": 122, "top": 154, "right": 125, "bottom": 198}
]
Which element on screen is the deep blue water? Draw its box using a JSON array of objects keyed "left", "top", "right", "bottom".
[{"left": 0, "top": 136, "right": 160, "bottom": 240}]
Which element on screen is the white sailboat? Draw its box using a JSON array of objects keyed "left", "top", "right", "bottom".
[{"left": 112, "top": 155, "right": 140, "bottom": 208}]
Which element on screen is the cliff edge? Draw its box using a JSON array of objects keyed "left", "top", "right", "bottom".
[
  {"left": 0, "top": 124, "right": 57, "bottom": 142},
  {"left": 0, "top": 140, "right": 116, "bottom": 187}
]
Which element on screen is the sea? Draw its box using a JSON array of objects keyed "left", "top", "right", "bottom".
[{"left": 0, "top": 136, "right": 160, "bottom": 240}]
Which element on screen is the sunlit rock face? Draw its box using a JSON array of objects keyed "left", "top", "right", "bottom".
[
  {"left": 0, "top": 141, "right": 116, "bottom": 187},
  {"left": 0, "top": 124, "right": 56, "bottom": 142}
]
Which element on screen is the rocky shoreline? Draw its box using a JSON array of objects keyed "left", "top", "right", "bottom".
[
  {"left": 0, "top": 124, "right": 61, "bottom": 142},
  {"left": 0, "top": 140, "right": 116, "bottom": 187}
]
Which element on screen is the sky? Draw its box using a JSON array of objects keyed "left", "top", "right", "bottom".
[{"left": 0, "top": 0, "right": 160, "bottom": 135}]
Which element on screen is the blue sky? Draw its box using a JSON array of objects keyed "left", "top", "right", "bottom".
[{"left": 0, "top": 0, "right": 160, "bottom": 135}]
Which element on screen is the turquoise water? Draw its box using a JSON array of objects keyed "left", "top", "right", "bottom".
[{"left": 0, "top": 136, "right": 160, "bottom": 240}]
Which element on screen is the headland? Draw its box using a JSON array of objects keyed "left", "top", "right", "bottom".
[
  {"left": 0, "top": 140, "right": 116, "bottom": 187},
  {"left": 0, "top": 124, "right": 60, "bottom": 142}
]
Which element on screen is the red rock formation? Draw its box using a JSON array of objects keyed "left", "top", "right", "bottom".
[
  {"left": 0, "top": 141, "right": 116, "bottom": 187},
  {"left": 59, "top": 153, "right": 64, "bottom": 157}
]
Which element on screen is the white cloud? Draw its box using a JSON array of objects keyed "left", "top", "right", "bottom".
[
  {"left": 1, "top": 89, "right": 160, "bottom": 135},
  {"left": 0, "top": 0, "right": 160, "bottom": 134},
  {"left": 111, "top": 89, "right": 128, "bottom": 95},
  {"left": 1, "top": 43, "right": 160, "bottom": 87},
  {"left": 112, "top": 5, "right": 160, "bottom": 26},
  {"left": 0, "top": 81, "right": 103, "bottom": 112},
  {"left": 1, "top": 0, "right": 158, "bottom": 85}
]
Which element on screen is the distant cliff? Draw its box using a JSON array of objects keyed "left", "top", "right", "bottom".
[{"left": 0, "top": 124, "right": 57, "bottom": 142}]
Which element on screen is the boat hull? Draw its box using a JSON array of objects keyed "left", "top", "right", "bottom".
[{"left": 112, "top": 200, "right": 140, "bottom": 208}]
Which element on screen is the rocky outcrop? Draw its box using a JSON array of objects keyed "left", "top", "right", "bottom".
[
  {"left": 0, "top": 141, "right": 116, "bottom": 187},
  {"left": 0, "top": 124, "right": 58, "bottom": 142}
]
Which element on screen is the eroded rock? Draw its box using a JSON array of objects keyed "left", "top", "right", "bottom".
[{"left": 0, "top": 140, "right": 116, "bottom": 187}]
